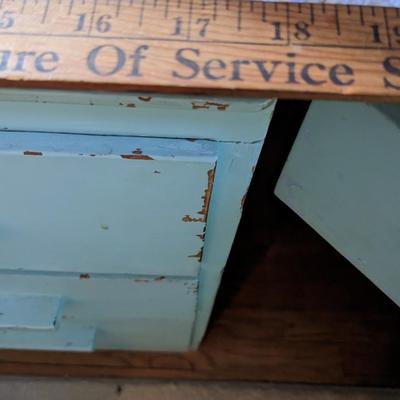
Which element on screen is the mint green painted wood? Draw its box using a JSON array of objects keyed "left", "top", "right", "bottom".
[
  {"left": 191, "top": 140, "right": 265, "bottom": 348},
  {"left": 0, "top": 89, "right": 275, "bottom": 142},
  {"left": 0, "top": 272, "right": 197, "bottom": 351},
  {"left": 0, "top": 326, "right": 96, "bottom": 352},
  {"left": 275, "top": 101, "right": 400, "bottom": 306},
  {"left": 0, "top": 294, "right": 61, "bottom": 330},
  {"left": 0, "top": 88, "right": 275, "bottom": 351},
  {"left": 0, "top": 132, "right": 215, "bottom": 276}
]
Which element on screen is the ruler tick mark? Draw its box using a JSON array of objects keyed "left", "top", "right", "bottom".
[
  {"left": 68, "top": 0, "right": 74, "bottom": 15},
  {"left": 383, "top": 7, "right": 392, "bottom": 49},
  {"left": 41, "top": 0, "right": 50, "bottom": 24},
  {"left": 237, "top": 0, "right": 242, "bottom": 32},
  {"left": 164, "top": 0, "right": 169, "bottom": 18},
  {"left": 335, "top": 4, "right": 341, "bottom": 36},
  {"left": 213, "top": 0, "right": 217, "bottom": 20},
  {"left": 115, "top": 0, "right": 122, "bottom": 16},
  {"left": 359, "top": 6, "right": 364, "bottom": 25},
  {"left": 310, "top": 3, "right": 315, "bottom": 24},
  {"left": 21, "top": 0, "right": 28, "bottom": 13},
  {"left": 187, "top": 0, "right": 193, "bottom": 40},
  {"left": 297, "top": 3, "right": 302, "bottom": 13},
  {"left": 139, "top": 0, "right": 146, "bottom": 26},
  {"left": 88, "top": 0, "right": 99, "bottom": 35}
]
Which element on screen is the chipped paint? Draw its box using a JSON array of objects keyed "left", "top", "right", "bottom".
[
  {"left": 132, "top": 148, "right": 142, "bottom": 154},
  {"left": 100, "top": 224, "right": 109, "bottom": 230},
  {"left": 138, "top": 96, "right": 152, "bottom": 102},
  {"left": 182, "top": 165, "right": 215, "bottom": 270},
  {"left": 154, "top": 276, "right": 166, "bottom": 282},
  {"left": 188, "top": 248, "right": 203, "bottom": 261},
  {"left": 192, "top": 101, "right": 230, "bottom": 111},
  {"left": 259, "top": 99, "right": 275, "bottom": 111},
  {"left": 154, "top": 170, "right": 161, "bottom": 174},
  {"left": 134, "top": 278, "right": 150, "bottom": 283},
  {"left": 182, "top": 215, "right": 204, "bottom": 223},
  {"left": 79, "top": 273, "right": 90, "bottom": 279},
  {"left": 241, "top": 189, "right": 249, "bottom": 211},
  {"left": 121, "top": 154, "right": 153, "bottom": 160},
  {"left": 198, "top": 168, "right": 215, "bottom": 220},
  {"left": 23, "top": 151, "right": 43, "bottom": 156},
  {"left": 126, "top": 103, "right": 136, "bottom": 108}
]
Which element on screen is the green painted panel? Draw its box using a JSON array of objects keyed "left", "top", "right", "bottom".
[{"left": 276, "top": 101, "right": 400, "bottom": 306}]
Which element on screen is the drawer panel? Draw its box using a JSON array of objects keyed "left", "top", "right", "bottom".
[
  {"left": 0, "top": 132, "right": 216, "bottom": 276},
  {"left": 0, "top": 272, "right": 198, "bottom": 351}
]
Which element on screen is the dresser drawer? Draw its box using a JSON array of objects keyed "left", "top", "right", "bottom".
[
  {"left": 0, "top": 131, "right": 216, "bottom": 277},
  {"left": 0, "top": 272, "right": 198, "bottom": 351}
]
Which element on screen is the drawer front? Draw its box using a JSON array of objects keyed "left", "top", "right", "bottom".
[
  {"left": 0, "top": 272, "right": 198, "bottom": 351},
  {"left": 0, "top": 132, "right": 216, "bottom": 277}
]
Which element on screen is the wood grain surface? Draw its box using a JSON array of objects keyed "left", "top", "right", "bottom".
[
  {"left": 0, "top": 1, "right": 399, "bottom": 100},
  {"left": 0, "top": 100, "right": 399, "bottom": 386}
]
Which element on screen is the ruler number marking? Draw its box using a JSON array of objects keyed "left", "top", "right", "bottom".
[
  {"left": 172, "top": 15, "right": 183, "bottom": 35},
  {"left": 294, "top": 21, "right": 310, "bottom": 41},
  {"left": 0, "top": 0, "right": 395, "bottom": 51},
  {"left": 272, "top": 21, "right": 284, "bottom": 41},
  {"left": 78, "top": 11, "right": 112, "bottom": 34},
  {"left": 0, "top": 10, "right": 14, "bottom": 29},
  {"left": 371, "top": 24, "right": 382, "bottom": 43},
  {"left": 393, "top": 25, "right": 400, "bottom": 44},
  {"left": 196, "top": 17, "right": 209, "bottom": 37}
]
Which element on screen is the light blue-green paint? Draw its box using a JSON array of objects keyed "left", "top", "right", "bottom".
[
  {"left": 0, "top": 294, "right": 61, "bottom": 330},
  {"left": 275, "top": 101, "right": 400, "bottom": 307},
  {"left": 0, "top": 325, "right": 96, "bottom": 352},
  {"left": 0, "top": 89, "right": 274, "bottom": 142},
  {"left": 0, "top": 272, "right": 197, "bottom": 351},
  {"left": 0, "top": 88, "right": 275, "bottom": 352},
  {"left": 0, "top": 132, "right": 215, "bottom": 277}
]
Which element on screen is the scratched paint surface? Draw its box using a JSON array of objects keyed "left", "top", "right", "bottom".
[{"left": 0, "top": 132, "right": 216, "bottom": 277}]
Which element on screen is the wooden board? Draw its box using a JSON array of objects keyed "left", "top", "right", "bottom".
[{"left": 0, "top": 0, "right": 399, "bottom": 100}]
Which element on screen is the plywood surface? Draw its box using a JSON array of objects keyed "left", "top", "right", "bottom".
[
  {"left": 0, "top": 1, "right": 399, "bottom": 100},
  {"left": 0, "top": 101, "right": 399, "bottom": 386}
]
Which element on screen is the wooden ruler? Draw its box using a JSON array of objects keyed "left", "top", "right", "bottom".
[{"left": 0, "top": 0, "right": 399, "bottom": 100}]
